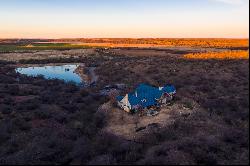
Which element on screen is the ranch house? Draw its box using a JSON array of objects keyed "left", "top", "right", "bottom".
[{"left": 116, "top": 83, "right": 176, "bottom": 113}]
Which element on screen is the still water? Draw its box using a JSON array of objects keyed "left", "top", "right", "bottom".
[{"left": 15, "top": 64, "right": 83, "bottom": 85}]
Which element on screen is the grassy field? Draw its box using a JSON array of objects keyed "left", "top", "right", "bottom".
[
  {"left": 0, "top": 39, "right": 249, "bottom": 52},
  {"left": 50, "top": 38, "right": 249, "bottom": 48},
  {"left": 184, "top": 50, "right": 249, "bottom": 59},
  {"left": 0, "top": 43, "right": 96, "bottom": 53}
]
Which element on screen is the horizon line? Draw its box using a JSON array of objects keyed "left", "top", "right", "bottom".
[{"left": 1, "top": 37, "right": 249, "bottom": 40}]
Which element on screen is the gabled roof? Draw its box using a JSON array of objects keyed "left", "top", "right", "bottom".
[
  {"left": 116, "top": 96, "right": 124, "bottom": 102},
  {"left": 117, "top": 83, "right": 176, "bottom": 108},
  {"left": 162, "top": 84, "right": 176, "bottom": 94},
  {"left": 130, "top": 84, "right": 161, "bottom": 107}
]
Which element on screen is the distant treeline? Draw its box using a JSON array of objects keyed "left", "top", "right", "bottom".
[
  {"left": 50, "top": 38, "right": 249, "bottom": 48},
  {"left": 0, "top": 38, "right": 249, "bottom": 49}
]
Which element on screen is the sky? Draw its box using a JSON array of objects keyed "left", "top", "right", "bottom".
[{"left": 0, "top": 0, "right": 249, "bottom": 38}]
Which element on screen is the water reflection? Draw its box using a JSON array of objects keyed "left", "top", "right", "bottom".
[{"left": 15, "top": 64, "right": 83, "bottom": 85}]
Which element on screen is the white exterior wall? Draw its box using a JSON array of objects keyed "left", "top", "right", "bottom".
[{"left": 118, "top": 94, "right": 131, "bottom": 112}]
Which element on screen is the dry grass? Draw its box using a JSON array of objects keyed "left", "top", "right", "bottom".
[
  {"left": 184, "top": 50, "right": 249, "bottom": 60},
  {"left": 52, "top": 38, "right": 249, "bottom": 48}
]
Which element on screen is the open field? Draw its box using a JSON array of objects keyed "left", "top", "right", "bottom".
[
  {"left": 49, "top": 38, "right": 249, "bottom": 49},
  {"left": 0, "top": 43, "right": 95, "bottom": 53},
  {"left": 0, "top": 38, "right": 249, "bottom": 51},
  {"left": 184, "top": 50, "right": 249, "bottom": 59},
  {"left": 0, "top": 49, "right": 96, "bottom": 62},
  {"left": 0, "top": 45, "right": 249, "bottom": 164}
]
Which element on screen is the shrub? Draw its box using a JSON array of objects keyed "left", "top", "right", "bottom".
[
  {"left": 93, "top": 111, "right": 107, "bottom": 128},
  {"left": 13, "top": 118, "right": 31, "bottom": 131},
  {"left": 0, "top": 105, "right": 12, "bottom": 114},
  {"left": 80, "top": 89, "right": 89, "bottom": 97}
]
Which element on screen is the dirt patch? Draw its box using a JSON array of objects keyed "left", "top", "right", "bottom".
[
  {"left": 0, "top": 49, "right": 96, "bottom": 62},
  {"left": 101, "top": 98, "right": 200, "bottom": 141},
  {"left": 13, "top": 95, "right": 38, "bottom": 103}
]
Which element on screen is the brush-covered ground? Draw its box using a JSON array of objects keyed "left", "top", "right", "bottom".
[{"left": 0, "top": 46, "right": 249, "bottom": 165}]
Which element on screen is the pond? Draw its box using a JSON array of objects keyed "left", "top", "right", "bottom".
[{"left": 15, "top": 64, "right": 83, "bottom": 85}]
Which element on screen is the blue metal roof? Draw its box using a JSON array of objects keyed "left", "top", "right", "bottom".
[
  {"left": 131, "top": 84, "right": 161, "bottom": 107},
  {"left": 116, "top": 96, "right": 124, "bottom": 102},
  {"left": 163, "top": 85, "right": 176, "bottom": 94},
  {"left": 117, "top": 83, "right": 176, "bottom": 109}
]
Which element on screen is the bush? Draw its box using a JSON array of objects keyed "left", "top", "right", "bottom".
[
  {"left": 8, "top": 85, "right": 19, "bottom": 95},
  {"left": 0, "top": 105, "right": 12, "bottom": 114},
  {"left": 13, "top": 118, "right": 31, "bottom": 131},
  {"left": 80, "top": 89, "right": 89, "bottom": 97},
  {"left": 93, "top": 111, "right": 107, "bottom": 128}
]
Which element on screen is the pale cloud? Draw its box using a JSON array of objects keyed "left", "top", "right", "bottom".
[{"left": 211, "top": 0, "right": 248, "bottom": 5}]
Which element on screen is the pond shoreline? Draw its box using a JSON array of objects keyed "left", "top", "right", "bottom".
[
  {"left": 14, "top": 62, "right": 82, "bottom": 68},
  {"left": 14, "top": 63, "right": 98, "bottom": 87},
  {"left": 75, "top": 64, "right": 98, "bottom": 87}
]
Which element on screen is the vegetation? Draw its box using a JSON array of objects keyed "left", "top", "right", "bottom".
[
  {"left": 184, "top": 50, "right": 249, "bottom": 59},
  {"left": 0, "top": 46, "right": 249, "bottom": 165},
  {"left": 49, "top": 38, "right": 249, "bottom": 48},
  {"left": 0, "top": 38, "right": 249, "bottom": 51},
  {"left": 0, "top": 43, "right": 95, "bottom": 53},
  {"left": 0, "top": 63, "right": 108, "bottom": 164}
]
